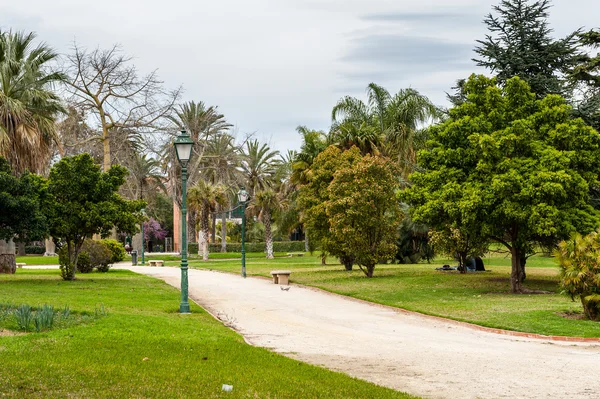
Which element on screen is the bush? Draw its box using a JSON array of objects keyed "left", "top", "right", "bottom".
[
  {"left": 25, "top": 245, "right": 45, "bottom": 254},
  {"left": 101, "top": 239, "right": 126, "bottom": 263},
  {"left": 76, "top": 251, "right": 93, "bottom": 273},
  {"left": 58, "top": 246, "right": 75, "bottom": 280},
  {"left": 188, "top": 242, "right": 198, "bottom": 254},
  {"left": 81, "top": 240, "right": 112, "bottom": 272},
  {"left": 556, "top": 231, "right": 600, "bottom": 321}
]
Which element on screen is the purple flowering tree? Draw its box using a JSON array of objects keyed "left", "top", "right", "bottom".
[{"left": 144, "top": 218, "right": 168, "bottom": 241}]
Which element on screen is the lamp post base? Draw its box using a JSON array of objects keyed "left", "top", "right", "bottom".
[{"left": 179, "top": 303, "right": 191, "bottom": 313}]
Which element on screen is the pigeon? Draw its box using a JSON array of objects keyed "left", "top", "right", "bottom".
[{"left": 280, "top": 286, "right": 291, "bottom": 291}]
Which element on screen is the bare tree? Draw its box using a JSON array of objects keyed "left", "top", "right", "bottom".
[{"left": 65, "top": 43, "right": 181, "bottom": 171}]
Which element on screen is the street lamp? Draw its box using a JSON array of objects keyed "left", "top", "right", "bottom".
[
  {"left": 238, "top": 188, "right": 250, "bottom": 278},
  {"left": 141, "top": 208, "right": 146, "bottom": 265},
  {"left": 174, "top": 130, "right": 194, "bottom": 314}
]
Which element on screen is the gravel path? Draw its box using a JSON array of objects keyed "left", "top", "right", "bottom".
[{"left": 120, "top": 266, "right": 600, "bottom": 399}]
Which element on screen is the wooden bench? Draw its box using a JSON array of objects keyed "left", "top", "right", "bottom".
[
  {"left": 148, "top": 260, "right": 164, "bottom": 267},
  {"left": 270, "top": 270, "right": 291, "bottom": 285},
  {"left": 16, "top": 263, "right": 26, "bottom": 269}
]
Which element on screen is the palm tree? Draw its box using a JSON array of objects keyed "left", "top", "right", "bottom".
[
  {"left": 0, "top": 30, "right": 65, "bottom": 174},
  {"left": 252, "top": 188, "right": 286, "bottom": 259},
  {"left": 203, "top": 132, "right": 241, "bottom": 252},
  {"left": 0, "top": 30, "right": 64, "bottom": 271},
  {"left": 128, "top": 154, "right": 164, "bottom": 200},
  {"left": 331, "top": 83, "right": 439, "bottom": 175},
  {"left": 188, "top": 180, "right": 227, "bottom": 260},
  {"left": 240, "top": 139, "right": 280, "bottom": 196},
  {"left": 166, "top": 101, "right": 232, "bottom": 243}
]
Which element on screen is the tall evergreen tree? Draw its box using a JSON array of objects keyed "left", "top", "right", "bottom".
[{"left": 473, "top": 0, "right": 580, "bottom": 98}]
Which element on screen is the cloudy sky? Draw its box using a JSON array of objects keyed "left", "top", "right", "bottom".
[{"left": 2, "top": 0, "right": 598, "bottom": 152}]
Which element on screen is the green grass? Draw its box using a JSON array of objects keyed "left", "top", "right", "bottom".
[
  {"left": 0, "top": 269, "right": 415, "bottom": 399},
  {"left": 15, "top": 255, "right": 59, "bottom": 265},
  {"left": 184, "top": 254, "right": 600, "bottom": 338}
]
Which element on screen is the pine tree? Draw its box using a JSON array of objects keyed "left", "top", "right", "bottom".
[{"left": 473, "top": 0, "right": 580, "bottom": 98}]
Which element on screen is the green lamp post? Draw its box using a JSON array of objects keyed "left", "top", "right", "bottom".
[
  {"left": 238, "top": 188, "right": 249, "bottom": 278},
  {"left": 140, "top": 208, "right": 146, "bottom": 265},
  {"left": 174, "top": 130, "right": 194, "bottom": 314}
]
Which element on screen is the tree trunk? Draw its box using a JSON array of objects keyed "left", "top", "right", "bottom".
[
  {"left": 264, "top": 209, "right": 274, "bottom": 259},
  {"left": 0, "top": 239, "right": 16, "bottom": 274},
  {"left": 581, "top": 295, "right": 600, "bottom": 321},
  {"left": 458, "top": 252, "right": 468, "bottom": 274},
  {"left": 188, "top": 210, "right": 197, "bottom": 243},
  {"left": 321, "top": 253, "right": 327, "bottom": 265},
  {"left": 510, "top": 247, "right": 522, "bottom": 293},
  {"left": 102, "top": 131, "right": 111, "bottom": 172},
  {"left": 519, "top": 252, "right": 527, "bottom": 282},
  {"left": 17, "top": 241, "right": 26, "bottom": 256},
  {"left": 304, "top": 228, "right": 309, "bottom": 253},
  {"left": 200, "top": 210, "right": 210, "bottom": 261},
  {"left": 339, "top": 254, "right": 354, "bottom": 271},
  {"left": 221, "top": 211, "right": 227, "bottom": 253},
  {"left": 211, "top": 212, "right": 217, "bottom": 244},
  {"left": 45, "top": 238, "right": 56, "bottom": 256}
]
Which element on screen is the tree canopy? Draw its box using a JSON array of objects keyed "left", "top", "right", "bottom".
[
  {"left": 473, "top": 0, "right": 580, "bottom": 98},
  {"left": 404, "top": 75, "right": 600, "bottom": 292},
  {"left": 45, "top": 153, "right": 145, "bottom": 280}
]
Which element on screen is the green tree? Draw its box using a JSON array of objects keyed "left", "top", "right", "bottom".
[
  {"left": 474, "top": 0, "right": 580, "bottom": 98},
  {"left": 240, "top": 140, "right": 280, "bottom": 196},
  {"left": 0, "top": 30, "right": 65, "bottom": 175},
  {"left": 252, "top": 188, "right": 286, "bottom": 259},
  {"left": 298, "top": 146, "right": 363, "bottom": 269},
  {"left": 45, "top": 153, "right": 145, "bottom": 280},
  {"left": 166, "top": 101, "right": 232, "bottom": 243},
  {"left": 555, "top": 231, "right": 600, "bottom": 321},
  {"left": 570, "top": 29, "right": 600, "bottom": 131},
  {"left": 188, "top": 180, "right": 227, "bottom": 261},
  {"left": 404, "top": 75, "right": 600, "bottom": 293},
  {"left": 0, "top": 158, "right": 47, "bottom": 273},
  {"left": 331, "top": 83, "right": 438, "bottom": 174},
  {"left": 326, "top": 154, "right": 402, "bottom": 277},
  {"left": 429, "top": 228, "right": 488, "bottom": 273}
]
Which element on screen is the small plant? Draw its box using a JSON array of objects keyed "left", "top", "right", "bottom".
[
  {"left": 555, "top": 231, "right": 600, "bottom": 321},
  {"left": 95, "top": 304, "right": 107, "bottom": 317},
  {"left": 34, "top": 305, "right": 55, "bottom": 332},
  {"left": 61, "top": 305, "right": 70, "bottom": 319},
  {"left": 14, "top": 304, "right": 33, "bottom": 331}
]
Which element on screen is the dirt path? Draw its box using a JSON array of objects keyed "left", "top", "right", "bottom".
[{"left": 121, "top": 266, "right": 600, "bottom": 399}]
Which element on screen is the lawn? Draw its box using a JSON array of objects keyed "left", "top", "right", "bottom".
[
  {"left": 173, "top": 253, "right": 600, "bottom": 338},
  {"left": 0, "top": 269, "right": 415, "bottom": 399}
]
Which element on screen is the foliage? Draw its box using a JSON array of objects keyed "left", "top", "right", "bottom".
[
  {"left": 81, "top": 240, "right": 112, "bottom": 272},
  {"left": 143, "top": 217, "right": 168, "bottom": 241},
  {"left": 0, "top": 30, "right": 65, "bottom": 175},
  {"left": 395, "top": 209, "right": 434, "bottom": 264},
  {"left": 473, "top": 0, "right": 580, "bottom": 98},
  {"left": 404, "top": 75, "right": 600, "bottom": 292},
  {"left": 429, "top": 228, "right": 488, "bottom": 272},
  {"left": 188, "top": 180, "right": 227, "bottom": 260},
  {"left": 45, "top": 153, "right": 145, "bottom": 280},
  {"left": 252, "top": 188, "right": 287, "bottom": 259},
  {"left": 331, "top": 84, "right": 439, "bottom": 176},
  {"left": 189, "top": 241, "right": 307, "bottom": 254},
  {"left": 555, "top": 231, "right": 600, "bottom": 321},
  {"left": 25, "top": 246, "right": 46, "bottom": 254},
  {"left": 240, "top": 139, "right": 281, "bottom": 195},
  {"left": 326, "top": 154, "right": 402, "bottom": 277},
  {"left": 0, "top": 158, "right": 48, "bottom": 243},
  {"left": 34, "top": 304, "right": 54, "bottom": 332},
  {"left": 299, "top": 146, "right": 363, "bottom": 268},
  {"left": 14, "top": 304, "right": 33, "bottom": 330},
  {"left": 101, "top": 239, "right": 126, "bottom": 264},
  {"left": 570, "top": 29, "right": 600, "bottom": 132}
]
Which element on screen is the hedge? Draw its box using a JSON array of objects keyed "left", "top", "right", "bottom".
[
  {"left": 187, "top": 241, "right": 306, "bottom": 254},
  {"left": 25, "top": 246, "right": 45, "bottom": 254}
]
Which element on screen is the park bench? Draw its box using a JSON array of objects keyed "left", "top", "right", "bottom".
[
  {"left": 270, "top": 270, "right": 291, "bottom": 285},
  {"left": 286, "top": 253, "right": 304, "bottom": 257},
  {"left": 148, "top": 260, "right": 164, "bottom": 267},
  {"left": 16, "top": 263, "right": 26, "bottom": 268}
]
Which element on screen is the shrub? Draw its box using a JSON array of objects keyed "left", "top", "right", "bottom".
[
  {"left": 76, "top": 251, "right": 93, "bottom": 273},
  {"left": 101, "top": 239, "right": 126, "bottom": 263},
  {"left": 81, "top": 240, "right": 112, "bottom": 272},
  {"left": 555, "top": 231, "right": 600, "bottom": 321},
  {"left": 197, "top": 241, "right": 307, "bottom": 254},
  {"left": 25, "top": 245, "right": 45, "bottom": 254},
  {"left": 188, "top": 242, "right": 199, "bottom": 254},
  {"left": 58, "top": 246, "right": 93, "bottom": 276}
]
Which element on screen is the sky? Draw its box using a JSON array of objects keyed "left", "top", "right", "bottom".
[{"left": 2, "top": 0, "right": 599, "bottom": 153}]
